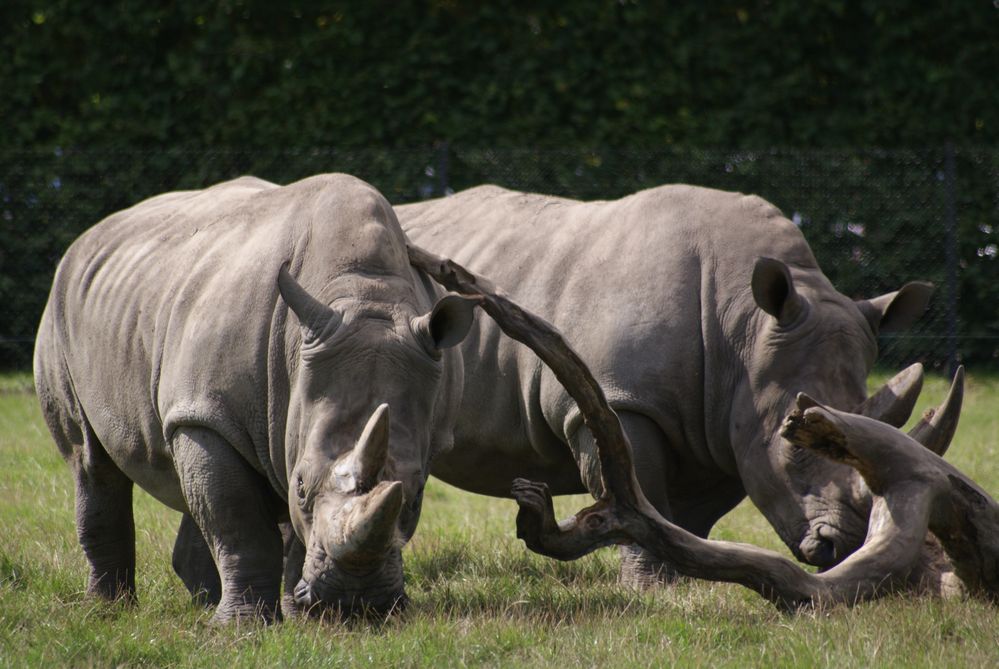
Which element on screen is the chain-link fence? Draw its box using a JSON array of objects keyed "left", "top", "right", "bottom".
[{"left": 2, "top": 146, "right": 998, "bottom": 371}]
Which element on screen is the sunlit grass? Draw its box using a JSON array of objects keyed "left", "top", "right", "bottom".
[{"left": 1, "top": 370, "right": 996, "bottom": 667}]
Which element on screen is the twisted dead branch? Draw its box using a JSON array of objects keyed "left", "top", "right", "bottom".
[{"left": 409, "top": 243, "right": 998, "bottom": 609}]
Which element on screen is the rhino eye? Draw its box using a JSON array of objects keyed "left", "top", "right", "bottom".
[{"left": 295, "top": 475, "right": 306, "bottom": 502}]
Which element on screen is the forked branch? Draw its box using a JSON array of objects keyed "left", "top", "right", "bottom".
[
  {"left": 409, "top": 243, "right": 999, "bottom": 608},
  {"left": 408, "top": 243, "right": 643, "bottom": 508}
]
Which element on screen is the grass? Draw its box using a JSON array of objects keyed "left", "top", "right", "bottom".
[{"left": 1, "top": 369, "right": 997, "bottom": 667}]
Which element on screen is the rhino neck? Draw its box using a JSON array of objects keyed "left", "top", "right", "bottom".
[
  {"left": 723, "top": 300, "right": 806, "bottom": 475},
  {"left": 266, "top": 283, "right": 298, "bottom": 500},
  {"left": 697, "top": 264, "right": 749, "bottom": 478},
  {"left": 409, "top": 265, "right": 464, "bottom": 467}
]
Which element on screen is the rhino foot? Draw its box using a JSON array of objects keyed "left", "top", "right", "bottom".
[
  {"left": 209, "top": 594, "right": 282, "bottom": 625},
  {"left": 618, "top": 544, "right": 681, "bottom": 590},
  {"left": 904, "top": 534, "right": 966, "bottom": 599}
]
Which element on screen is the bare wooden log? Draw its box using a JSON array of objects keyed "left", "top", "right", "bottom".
[
  {"left": 780, "top": 387, "right": 998, "bottom": 602},
  {"left": 512, "top": 377, "right": 973, "bottom": 608},
  {"left": 409, "top": 243, "right": 998, "bottom": 608},
  {"left": 407, "top": 243, "right": 645, "bottom": 509}
]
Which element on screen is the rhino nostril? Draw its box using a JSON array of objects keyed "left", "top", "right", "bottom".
[
  {"left": 799, "top": 530, "right": 838, "bottom": 568},
  {"left": 814, "top": 538, "right": 836, "bottom": 566}
]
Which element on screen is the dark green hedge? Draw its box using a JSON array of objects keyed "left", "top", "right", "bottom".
[
  {"left": 3, "top": 1, "right": 997, "bottom": 150},
  {"left": 1, "top": 2, "right": 998, "bottom": 370}
]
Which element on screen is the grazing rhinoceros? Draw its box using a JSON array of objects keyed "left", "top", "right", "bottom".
[
  {"left": 33, "top": 174, "right": 480, "bottom": 622},
  {"left": 396, "top": 184, "right": 933, "bottom": 586}
]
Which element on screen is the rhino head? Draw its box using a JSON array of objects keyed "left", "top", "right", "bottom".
[
  {"left": 277, "top": 265, "right": 477, "bottom": 615},
  {"left": 734, "top": 257, "right": 933, "bottom": 569}
]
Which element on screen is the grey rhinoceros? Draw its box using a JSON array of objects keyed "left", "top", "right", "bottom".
[
  {"left": 33, "top": 173, "right": 480, "bottom": 622},
  {"left": 397, "top": 184, "right": 933, "bottom": 585}
]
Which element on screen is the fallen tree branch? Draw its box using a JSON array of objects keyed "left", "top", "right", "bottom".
[
  {"left": 409, "top": 243, "right": 998, "bottom": 608},
  {"left": 408, "top": 243, "right": 643, "bottom": 508},
  {"left": 780, "top": 385, "right": 997, "bottom": 602}
]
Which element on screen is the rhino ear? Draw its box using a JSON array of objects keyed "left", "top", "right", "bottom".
[
  {"left": 277, "top": 264, "right": 342, "bottom": 344},
  {"left": 412, "top": 293, "right": 481, "bottom": 355},
  {"left": 856, "top": 281, "right": 934, "bottom": 334},
  {"left": 752, "top": 257, "right": 806, "bottom": 327}
]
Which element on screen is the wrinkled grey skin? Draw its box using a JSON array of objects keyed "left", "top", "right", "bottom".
[
  {"left": 34, "top": 174, "right": 478, "bottom": 622},
  {"left": 397, "top": 184, "right": 932, "bottom": 585}
]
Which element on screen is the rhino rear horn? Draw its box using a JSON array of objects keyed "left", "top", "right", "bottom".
[
  {"left": 908, "top": 366, "right": 964, "bottom": 456},
  {"left": 854, "top": 363, "right": 924, "bottom": 428},
  {"left": 353, "top": 403, "right": 390, "bottom": 485}
]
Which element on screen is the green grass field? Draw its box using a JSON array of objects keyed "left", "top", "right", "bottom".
[{"left": 1, "top": 370, "right": 997, "bottom": 667}]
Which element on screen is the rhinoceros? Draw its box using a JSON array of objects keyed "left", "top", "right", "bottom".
[
  {"left": 396, "top": 184, "right": 933, "bottom": 586},
  {"left": 33, "top": 174, "right": 480, "bottom": 622}
]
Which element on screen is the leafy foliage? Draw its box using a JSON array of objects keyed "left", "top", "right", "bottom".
[
  {"left": 3, "top": 2, "right": 996, "bottom": 149},
  {"left": 1, "top": 2, "right": 998, "bottom": 368}
]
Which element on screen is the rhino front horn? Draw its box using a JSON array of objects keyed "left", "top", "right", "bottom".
[
  {"left": 354, "top": 403, "right": 390, "bottom": 485},
  {"left": 340, "top": 480, "right": 404, "bottom": 565},
  {"left": 854, "top": 363, "right": 924, "bottom": 427}
]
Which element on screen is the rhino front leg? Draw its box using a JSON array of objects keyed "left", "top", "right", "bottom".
[
  {"left": 172, "top": 513, "right": 222, "bottom": 607},
  {"left": 72, "top": 432, "right": 137, "bottom": 602},
  {"left": 280, "top": 521, "right": 306, "bottom": 618},
  {"left": 174, "top": 514, "right": 305, "bottom": 617},
  {"left": 171, "top": 426, "right": 283, "bottom": 623},
  {"left": 572, "top": 411, "right": 679, "bottom": 588}
]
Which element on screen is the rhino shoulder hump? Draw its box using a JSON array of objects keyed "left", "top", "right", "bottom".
[
  {"left": 462, "top": 184, "right": 514, "bottom": 198},
  {"left": 294, "top": 173, "right": 394, "bottom": 221}
]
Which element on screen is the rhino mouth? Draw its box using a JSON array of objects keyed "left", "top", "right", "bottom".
[
  {"left": 793, "top": 510, "right": 869, "bottom": 569},
  {"left": 294, "top": 545, "right": 407, "bottom": 618},
  {"left": 295, "top": 478, "right": 408, "bottom": 618}
]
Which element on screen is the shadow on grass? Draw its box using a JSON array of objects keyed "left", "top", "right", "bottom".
[
  {"left": 405, "top": 538, "right": 618, "bottom": 589},
  {"left": 395, "top": 539, "right": 780, "bottom": 625}
]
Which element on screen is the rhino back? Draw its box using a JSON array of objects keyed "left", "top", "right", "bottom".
[
  {"left": 37, "top": 173, "right": 410, "bottom": 507},
  {"left": 399, "top": 184, "right": 818, "bottom": 485}
]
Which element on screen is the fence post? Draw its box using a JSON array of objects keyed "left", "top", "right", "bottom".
[{"left": 943, "top": 143, "right": 960, "bottom": 376}]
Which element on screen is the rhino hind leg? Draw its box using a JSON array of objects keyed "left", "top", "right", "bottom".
[
  {"left": 36, "top": 353, "right": 137, "bottom": 602},
  {"left": 71, "top": 424, "right": 137, "bottom": 602},
  {"left": 172, "top": 513, "right": 222, "bottom": 607},
  {"left": 171, "top": 426, "right": 283, "bottom": 623}
]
